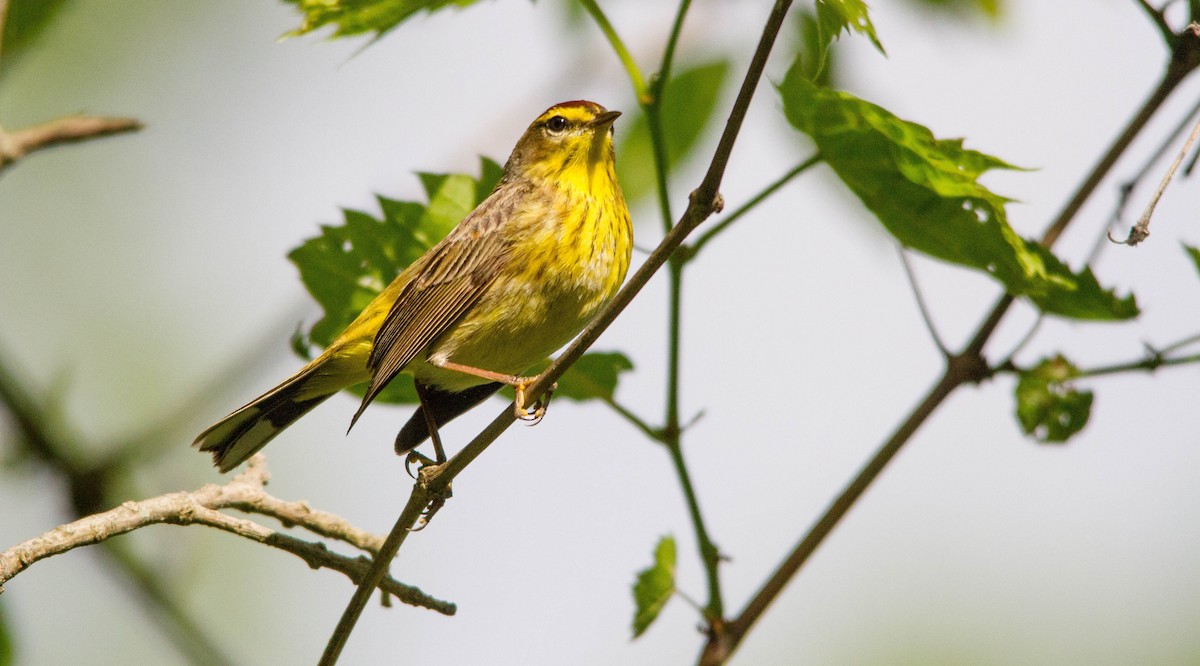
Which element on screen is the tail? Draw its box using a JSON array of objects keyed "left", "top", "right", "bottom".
[
  {"left": 193, "top": 357, "right": 351, "bottom": 473},
  {"left": 394, "top": 381, "right": 502, "bottom": 454}
]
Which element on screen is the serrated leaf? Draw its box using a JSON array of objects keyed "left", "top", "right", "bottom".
[
  {"left": 618, "top": 60, "right": 731, "bottom": 203},
  {"left": 792, "top": 10, "right": 834, "bottom": 87},
  {"left": 287, "top": 157, "right": 501, "bottom": 404},
  {"left": 778, "top": 64, "right": 1138, "bottom": 321},
  {"left": 1015, "top": 355, "right": 1093, "bottom": 444},
  {"left": 632, "top": 536, "right": 676, "bottom": 639},
  {"left": 282, "top": 0, "right": 482, "bottom": 38},
  {"left": 1183, "top": 243, "right": 1200, "bottom": 277},
  {"left": 815, "top": 0, "right": 886, "bottom": 70}
]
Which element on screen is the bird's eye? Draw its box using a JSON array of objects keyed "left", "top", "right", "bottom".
[{"left": 545, "top": 116, "right": 568, "bottom": 133}]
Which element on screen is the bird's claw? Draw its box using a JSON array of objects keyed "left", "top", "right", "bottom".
[
  {"left": 403, "top": 450, "right": 436, "bottom": 480},
  {"left": 514, "top": 380, "right": 556, "bottom": 424}
]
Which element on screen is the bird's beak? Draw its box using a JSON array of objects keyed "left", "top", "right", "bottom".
[{"left": 590, "top": 110, "right": 622, "bottom": 128}]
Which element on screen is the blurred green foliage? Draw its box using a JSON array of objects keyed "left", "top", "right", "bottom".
[
  {"left": 0, "top": 0, "right": 72, "bottom": 77},
  {"left": 632, "top": 535, "right": 676, "bottom": 638},
  {"left": 1015, "top": 355, "right": 1093, "bottom": 443},
  {"left": 618, "top": 60, "right": 731, "bottom": 205},
  {"left": 281, "top": 0, "right": 480, "bottom": 38}
]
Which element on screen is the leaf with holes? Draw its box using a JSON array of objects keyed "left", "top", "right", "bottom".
[
  {"left": 779, "top": 63, "right": 1137, "bottom": 321},
  {"left": 632, "top": 536, "right": 676, "bottom": 639},
  {"left": 1015, "top": 355, "right": 1093, "bottom": 443}
]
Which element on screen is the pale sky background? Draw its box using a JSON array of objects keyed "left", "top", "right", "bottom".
[{"left": 2, "top": 0, "right": 1199, "bottom": 664}]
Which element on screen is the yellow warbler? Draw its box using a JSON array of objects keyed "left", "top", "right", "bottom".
[{"left": 194, "top": 101, "right": 632, "bottom": 472}]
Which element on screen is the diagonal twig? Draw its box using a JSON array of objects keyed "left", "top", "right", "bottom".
[{"left": 0, "top": 115, "right": 143, "bottom": 173}]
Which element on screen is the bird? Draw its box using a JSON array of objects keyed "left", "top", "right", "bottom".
[{"left": 194, "top": 100, "right": 632, "bottom": 473}]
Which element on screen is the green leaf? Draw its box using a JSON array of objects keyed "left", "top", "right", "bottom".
[
  {"left": 815, "top": 0, "right": 885, "bottom": 68},
  {"left": 1183, "top": 243, "right": 1200, "bottom": 277},
  {"left": 618, "top": 59, "right": 731, "bottom": 203},
  {"left": 792, "top": 10, "right": 834, "bottom": 87},
  {"left": 282, "top": 0, "right": 482, "bottom": 38},
  {"left": 287, "top": 157, "right": 502, "bottom": 404},
  {"left": 632, "top": 535, "right": 676, "bottom": 639},
  {"left": 1015, "top": 355, "right": 1093, "bottom": 444},
  {"left": 778, "top": 64, "right": 1138, "bottom": 321}
]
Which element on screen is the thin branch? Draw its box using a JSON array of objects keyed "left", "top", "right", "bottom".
[
  {"left": 656, "top": 0, "right": 692, "bottom": 98},
  {"left": 644, "top": 0, "right": 694, "bottom": 234},
  {"left": 1134, "top": 0, "right": 1176, "bottom": 45},
  {"left": 1074, "top": 351, "right": 1200, "bottom": 379},
  {"left": 603, "top": 397, "right": 663, "bottom": 442},
  {"left": 0, "top": 114, "right": 143, "bottom": 173},
  {"left": 0, "top": 456, "right": 454, "bottom": 616},
  {"left": 1158, "top": 331, "right": 1200, "bottom": 354},
  {"left": 687, "top": 154, "right": 821, "bottom": 259},
  {"left": 320, "top": 1, "right": 795, "bottom": 661},
  {"left": 897, "top": 248, "right": 950, "bottom": 357},
  {"left": 1109, "top": 109, "right": 1200, "bottom": 245}
]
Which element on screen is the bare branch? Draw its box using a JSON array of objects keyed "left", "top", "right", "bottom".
[
  {"left": 1110, "top": 88, "right": 1200, "bottom": 245},
  {"left": 0, "top": 455, "right": 454, "bottom": 616},
  {"left": 0, "top": 114, "right": 143, "bottom": 173}
]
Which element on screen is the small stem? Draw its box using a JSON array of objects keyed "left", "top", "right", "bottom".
[
  {"left": 647, "top": 105, "right": 676, "bottom": 232},
  {"left": 897, "top": 248, "right": 950, "bottom": 357},
  {"left": 688, "top": 154, "right": 821, "bottom": 258},
  {"left": 1158, "top": 331, "right": 1200, "bottom": 355},
  {"left": 1075, "top": 351, "right": 1200, "bottom": 379},
  {"left": 1110, "top": 112, "right": 1200, "bottom": 245},
  {"left": 1134, "top": 0, "right": 1176, "bottom": 45},
  {"left": 604, "top": 397, "right": 662, "bottom": 442},
  {"left": 577, "top": 0, "right": 648, "bottom": 101},
  {"left": 665, "top": 437, "right": 723, "bottom": 621},
  {"left": 657, "top": 0, "right": 693, "bottom": 98},
  {"left": 644, "top": 0, "right": 694, "bottom": 234}
]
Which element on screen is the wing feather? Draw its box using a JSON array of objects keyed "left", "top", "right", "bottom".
[{"left": 348, "top": 193, "right": 518, "bottom": 427}]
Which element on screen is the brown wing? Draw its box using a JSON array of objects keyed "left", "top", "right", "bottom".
[{"left": 348, "top": 194, "right": 516, "bottom": 427}]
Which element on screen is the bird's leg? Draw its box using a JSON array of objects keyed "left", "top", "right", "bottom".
[
  {"left": 412, "top": 382, "right": 447, "bottom": 463},
  {"left": 431, "top": 359, "right": 558, "bottom": 422}
]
